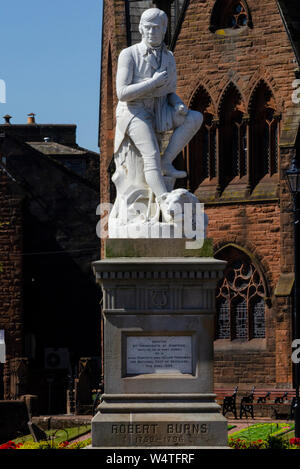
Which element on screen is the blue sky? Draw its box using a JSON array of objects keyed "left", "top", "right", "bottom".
[{"left": 0, "top": 0, "right": 103, "bottom": 152}]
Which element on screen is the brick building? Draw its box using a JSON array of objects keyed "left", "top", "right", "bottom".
[
  {"left": 98, "top": 0, "right": 300, "bottom": 389},
  {"left": 0, "top": 115, "right": 101, "bottom": 413}
]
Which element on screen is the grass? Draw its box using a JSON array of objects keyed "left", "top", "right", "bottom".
[
  {"left": 229, "top": 422, "right": 294, "bottom": 442},
  {"left": 228, "top": 424, "right": 236, "bottom": 431},
  {"left": 12, "top": 425, "right": 91, "bottom": 445}
]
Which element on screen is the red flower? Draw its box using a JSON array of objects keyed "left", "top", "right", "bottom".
[
  {"left": 58, "top": 441, "right": 69, "bottom": 448},
  {"left": 0, "top": 441, "right": 17, "bottom": 450},
  {"left": 290, "top": 437, "right": 300, "bottom": 446}
]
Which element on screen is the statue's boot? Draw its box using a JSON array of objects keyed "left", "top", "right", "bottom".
[{"left": 161, "top": 109, "right": 203, "bottom": 179}]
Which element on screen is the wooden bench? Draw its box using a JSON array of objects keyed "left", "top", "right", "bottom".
[
  {"left": 215, "top": 387, "right": 297, "bottom": 420},
  {"left": 239, "top": 388, "right": 297, "bottom": 419},
  {"left": 215, "top": 387, "right": 239, "bottom": 419}
]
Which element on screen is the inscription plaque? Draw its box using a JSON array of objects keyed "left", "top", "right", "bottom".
[
  {"left": 110, "top": 422, "right": 209, "bottom": 446},
  {"left": 126, "top": 336, "right": 192, "bottom": 374}
]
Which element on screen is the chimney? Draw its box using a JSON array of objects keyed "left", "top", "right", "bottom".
[
  {"left": 27, "top": 113, "right": 36, "bottom": 124},
  {"left": 3, "top": 114, "right": 12, "bottom": 124}
]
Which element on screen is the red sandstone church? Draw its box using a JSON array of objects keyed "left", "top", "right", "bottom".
[{"left": 99, "top": 0, "right": 300, "bottom": 389}]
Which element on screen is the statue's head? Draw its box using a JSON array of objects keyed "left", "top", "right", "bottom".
[{"left": 139, "top": 8, "right": 168, "bottom": 48}]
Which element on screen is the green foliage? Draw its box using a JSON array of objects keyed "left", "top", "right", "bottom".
[
  {"left": 227, "top": 424, "right": 236, "bottom": 431},
  {"left": 229, "top": 422, "right": 293, "bottom": 442},
  {"left": 16, "top": 438, "right": 91, "bottom": 450},
  {"left": 265, "top": 435, "right": 289, "bottom": 449},
  {"left": 67, "top": 438, "right": 91, "bottom": 449},
  {"left": 13, "top": 425, "right": 91, "bottom": 446}
]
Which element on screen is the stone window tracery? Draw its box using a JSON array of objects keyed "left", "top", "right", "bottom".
[
  {"left": 210, "top": 0, "right": 252, "bottom": 33},
  {"left": 215, "top": 247, "right": 266, "bottom": 341},
  {"left": 227, "top": 2, "right": 248, "bottom": 29}
]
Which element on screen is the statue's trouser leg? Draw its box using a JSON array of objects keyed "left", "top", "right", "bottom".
[
  {"left": 127, "top": 116, "right": 167, "bottom": 198},
  {"left": 163, "top": 110, "right": 203, "bottom": 163}
]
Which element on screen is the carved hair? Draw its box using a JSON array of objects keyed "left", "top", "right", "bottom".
[{"left": 139, "top": 8, "right": 168, "bottom": 35}]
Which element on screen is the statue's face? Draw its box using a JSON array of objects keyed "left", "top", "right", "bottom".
[{"left": 140, "top": 17, "right": 165, "bottom": 47}]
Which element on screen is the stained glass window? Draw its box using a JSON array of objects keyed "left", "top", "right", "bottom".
[
  {"left": 216, "top": 299, "right": 230, "bottom": 339},
  {"left": 252, "top": 298, "right": 266, "bottom": 338},
  {"left": 234, "top": 299, "right": 248, "bottom": 339}
]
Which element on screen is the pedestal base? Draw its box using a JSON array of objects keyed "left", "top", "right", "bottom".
[
  {"left": 92, "top": 251, "right": 228, "bottom": 449},
  {"left": 92, "top": 406, "right": 227, "bottom": 448}
]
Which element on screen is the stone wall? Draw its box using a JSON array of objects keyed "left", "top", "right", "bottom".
[{"left": 0, "top": 171, "right": 24, "bottom": 397}]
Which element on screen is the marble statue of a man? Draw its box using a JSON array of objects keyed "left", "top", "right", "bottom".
[{"left": 109, "top": 7, "right": 204, "bottom": 234}]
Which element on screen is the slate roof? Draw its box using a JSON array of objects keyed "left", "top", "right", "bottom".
[{"left": 26, "top": 141, "right": 88, "bottom": 156}]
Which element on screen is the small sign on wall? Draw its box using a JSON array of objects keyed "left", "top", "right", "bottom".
[{"left": 0, "top": 330, "right": 6, "bottom": 363}]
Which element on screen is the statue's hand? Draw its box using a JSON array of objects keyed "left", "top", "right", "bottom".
[
  {"left": 174, "top": 103, "right": 188, "bottom": 116},
  {"left": 173, "top": 103, "right": 188, "bottom": 127},
  {"left": 152, "top": 70, "right": 168, "bottom": 88}
]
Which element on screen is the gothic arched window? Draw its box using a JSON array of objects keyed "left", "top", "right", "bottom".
[
  {"left": 249, "top": 80, "right": 279, "bottom": 188},
  {"left": 215, "top": 246, "right": 267, "bottom": 340},
  {"left": 188, "top": 86, "right": 216, "bottom": 193},
  {"left": 218, "top": 83, "right": 247, "bottom": 191},
  {"left": 210, "top": 0, "right": 252, "bottom": 33}
]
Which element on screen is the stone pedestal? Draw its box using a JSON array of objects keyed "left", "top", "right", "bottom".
[{"left": 91, "top": 240, "right": 227, "bottom": 448}]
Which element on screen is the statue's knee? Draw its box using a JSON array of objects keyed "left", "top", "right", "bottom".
[
  {"left": 189, "top": 110, "right": 203, "bottom": 132},
  {"left": 185, "top": 110, "right": 203, "bottom": 134}
]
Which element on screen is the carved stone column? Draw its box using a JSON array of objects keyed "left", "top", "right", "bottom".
[
  {"left": 243, "top": 114, "right": 251, "bottom": 196},
  {"left": 214, "top": 119, "right": 221, "bottom": 197}
]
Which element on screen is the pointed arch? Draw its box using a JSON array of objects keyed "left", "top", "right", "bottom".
[
  {"left": 215, "top": 244, "right": 268, "bottom": 340},
  {"left": 248, "top": 79, "right": 280, "bottom": 188},
  {"left": 247, "top": 70, "right": 280, "bottom": 111},
  {"left": 218, "top": 82, "right": 247, "bottom": 190},
  {"left": 187, "top": 84, "right": 217, "bottom": 192}
]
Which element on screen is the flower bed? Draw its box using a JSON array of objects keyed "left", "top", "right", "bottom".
[
  {"left": 228, "top": 422, "right": 300, "bottom": 449},
  {"left": 0, "top": 438, "right": 91, "bottom": 450}
]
